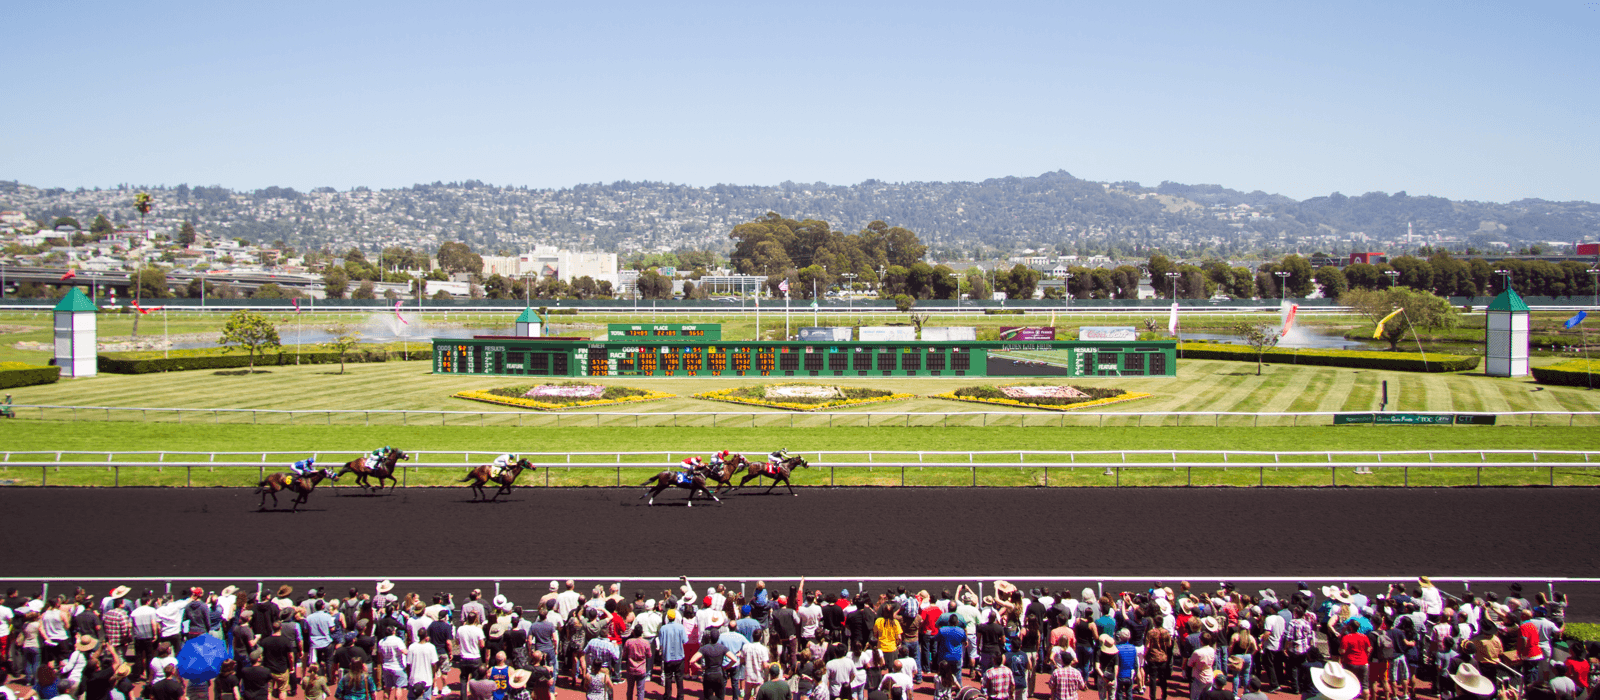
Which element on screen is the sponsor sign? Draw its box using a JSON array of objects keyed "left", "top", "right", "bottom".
[
  {"left": 798, "top": 327, "right": 852, "bottom": 342},
  {"left": 1333, "top": 413, "right": 1497, "bottom": 425},
  {"left": 999, "top": 326, "right": 1057, "bottom": 341},
  {"left": 921, "top": 327, "right": 977, "bottom": 341},
  {"left": 1077, "top": 326, "right": 1138, "bottom": 341},
  {"left": 859, "top": 326, "right": 917, "bottom": 341}
]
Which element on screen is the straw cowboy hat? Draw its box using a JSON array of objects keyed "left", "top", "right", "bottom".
[
  {"left": 76, "top": 635, "right": 100, "bottom": 652},
  {"left": 1451, "top": 664, "right": 1496, "bottom": 697},
  {"left": 708, "top": 610, "right": 728, "bottom": 628},
  {"left": 276, "top": 585, "right": 294, "bottom": 598},
  {"left": 1178, "top": 598, "right": 1195, "bottom": 614},
  {"left": 1098, "top": 634, "right": 1117, "bottom": 656},
  {"left": 1201, "top": 617, "right": 1222, "bottom": 634},
  {"left": 509, "top": 669, "right": 532, "bottom": 689},
  {"left": 994, "top": 580, "right": 1018, "bottom": 597},
  {"left": 1418, "top": 576, "right": 1435, "bottom": 588},
  {"left": 1311, "top": 662, "right": 1361, "bottom": 700},
  {"left": 493, "top": 594, "right": 509, "bottom": 609},
  {"left": 376, "top": 580, "right": 395, "bottom": 594},
  {"left": 109, "top": 586, "right": 131, "bottom": 599},
  {"left": 220, "top": 586, "right": 239, "bottom": 597}
]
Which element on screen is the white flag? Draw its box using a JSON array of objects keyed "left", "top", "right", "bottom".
[
  {"left": 778, "top": 279, "right": 789, "bottom": 294},
  {"left": 1167, "top": 302, "right": 1179, "bottom": 334}
]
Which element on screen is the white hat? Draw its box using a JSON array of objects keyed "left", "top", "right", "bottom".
[
  {"left": 708, "top": 610, "right": 728, "bottom": 628},
  {"left": 25, "top": 599, "right": 44, "bottom": 613},
  {"left": 1238, "top": 620, "right": 1252, "bottom": 631},
  {"left": 1451, "top": 664, "right": 1496, "bottom": 697},
  {"left": 376, "top": 580, "right": 395, "bottom": 593},
  {"left": 550, "top": 580, "right": 560, "bottom": 591},
  {"left": 646, "top": 599, "right": 657, "bottom": 609},
  {"left": 1201, "top": 617, "right": 1221, "bottom": 634},
  {"left": 493, "top": 594, "right": 509, "bottom": 609},
  {"left": 1311, "top": 662, "right": 1361, "bottom": 700},
  {"left": 1157, "top": 599, "right": 1173, "bottom": 615}
]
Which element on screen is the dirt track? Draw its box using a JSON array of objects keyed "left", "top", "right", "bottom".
[{"left": 2, "top": 486, "right": 1594, "bottom": 618}]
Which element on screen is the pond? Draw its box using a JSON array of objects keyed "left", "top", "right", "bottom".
[{"left": 1180, "top": 327, "right": 1381, "bottom": 351}]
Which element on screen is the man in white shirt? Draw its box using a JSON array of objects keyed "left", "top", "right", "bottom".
[
  {"left": 154, "top": 597, "right": 186, "bottom": 647},
  {"left": 379, "top": 628, "right": 409, "bottom": 700},
  {"left": 556, "top": 581, "right": 582, "bottom": 621},
  {"left": 455, "top": 612, "right": 487, "bottom": 677},
  {"left": 130, "top": 597, "right": 160, "bottom": 682},
  {"left": 741, "top": 639, "right": 771, "bottom": 698},
  {"left": 406, "top": 633, "right": 440, "bottom": 699}
]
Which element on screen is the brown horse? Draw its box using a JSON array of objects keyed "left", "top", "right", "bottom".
[
  {"left": 460, "top": 459, "right": 534, "bottom": 501},
  {"left": 731, "top": 455, "right": 809, "bottom": 496},
  {"left": 700, "top": 454, "right": 750, "bottom": 493},
  {"left": 337, "top": 448, "right": 410, "bottom": 491},
  {"left": 256, "top": 468, "right": 338, "bottom": 511},
  {"left": 639, "top": 470, "right": 720, "bottom": 507}
]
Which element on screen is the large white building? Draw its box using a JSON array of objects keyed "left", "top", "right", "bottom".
[{"left": 521, "top": 245, "right": 617, "bottom": 286}]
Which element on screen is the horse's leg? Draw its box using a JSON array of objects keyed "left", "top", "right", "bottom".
[
  {"left": 784, "top": 476, "right": 797, "bottom": 496},
  {"left": 258, "top": 489, "right": 267, "bottom": 511},
  {"left": 763, "top": 477, "right": 777, "bottom": 494}
]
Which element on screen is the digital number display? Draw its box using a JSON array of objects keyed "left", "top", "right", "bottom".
[
  {"left": 662, "top": 351, "right": 680, "bottom": 373},
  {"left": 637, "top": 352, "right": 658, "bottom": 374},
  {"left": 708, "top": 352, "right": 727, "bottom": 371},
  {"left": 683, "top": 329, "right": 706, "bottom": 336},
  {"left": 684, "top": 350, "right": 704, "bottom": 372},
  {"left": 624, "top": 329, "right": 648, "bottom": 336},
  {"left": 758, "top": 352, "right": 775, "bottom": 372},
  {"left": 732, "top": 351, "right": 751, "bottom": 371}
]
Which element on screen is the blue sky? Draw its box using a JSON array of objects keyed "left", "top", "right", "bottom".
[{"left": 5, "top": 0, "right": 1596, "bottom": 202}]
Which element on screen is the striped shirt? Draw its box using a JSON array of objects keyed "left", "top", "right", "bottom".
[
  {"left": 984, "top": 665, "right": 1014, "bottom": 700},
  {"left": 1049, "top": 667, "right": 1087, "bottom": 700},
  {"left": 1286, "top": 617, "right": 1315, "bottom": 656},
  {"left": 102, "top": 608, "right": 133, "bottom": 648}
]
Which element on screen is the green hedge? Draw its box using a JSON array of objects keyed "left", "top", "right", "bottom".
[
  {"left": 98, "top": 344, "right": 432, "bottom": 374},
  {"left": 984, "top": 309, "right": 1025, "bottom": 315},
  {"left": 1531, "top": 359, "right": 1599, "bottom": 388},
  {"left": 1178, "top": 342, "right": 1480, "bottom": 373},
  {"left": 0, "top": 362, "right": 62, "bottom": 389}
]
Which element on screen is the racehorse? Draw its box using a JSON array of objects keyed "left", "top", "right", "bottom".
[
  {"left": 256, "top": 468, "right": 338, "bottom": 512},
  {"left": 731, "top": 455, "right": 809, "bottom": 496},
  {"left": 337, "top": 448, "right": 410, "bottom": 492},
  {"left": 639, "top": 470, "right": 721, "bottom": 507},
  {"left": 460, "top": 459, "right": 534, "bottom": 501},
  {"left": 699, "top": 454, "right": 750, "bottom": 493}
]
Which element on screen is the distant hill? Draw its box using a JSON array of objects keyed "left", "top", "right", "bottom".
[{"left": 2, "top": 172, "right": 1594, "bottom": 258}]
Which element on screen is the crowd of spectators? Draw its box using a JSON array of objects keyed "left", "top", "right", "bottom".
[{"left": 0, "top": 577, "right": 1590, "bottom": 700}]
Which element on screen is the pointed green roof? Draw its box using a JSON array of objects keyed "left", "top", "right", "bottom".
[
  {"left": 52, "top": 286, "right": 97, "bottom": 313},
  {"left": 515, "top": 308, "right": 544, "bottom": 323},
  {"left": 1487, "top": 288, "right": 1530, "bottom": 313}
]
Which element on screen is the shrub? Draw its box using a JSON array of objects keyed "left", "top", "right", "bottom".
[
  {"left": 1178, "top": 342, "right": 1479, "bottom": 373},
  {"left": 1531, "top": 359, "right": 1599, "bottom": 388},
  {"left": 953, "top": 383, "right": 1124, "bottom": 406},
  {"left": 485, "top": 382, "right": 651, "bottom": 404},
  {"left": 0, "top": 362, "right": 61, "bottom": 389},
  {"left": 984, "top": 309, "right": 1025, "bottom": 315},
  {"left": 98, "top": 344, "right": 431, "bottom": 374}
]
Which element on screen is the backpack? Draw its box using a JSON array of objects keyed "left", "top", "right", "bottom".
[{"left": 1372, "top": 630, "right": 1397, "bottom": 660}]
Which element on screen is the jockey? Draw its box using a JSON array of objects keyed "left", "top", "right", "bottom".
[
  {"left": 768, "top": 448, "right": 789, "bottom": 467},
  {"left": 679, "top": 456, "right": 703, "bottom": 484},
  {"left": 707, "top": 450, "right": 731, "bottom": 469},
  {"left": 364, "top": 446, "right": 391, "bottom": 470},
  {"left": 490, "top": 453, "right": 517, "bottom": 478},
  {"left": 290, "top": 458, "right": 316, "bottom": 477}
]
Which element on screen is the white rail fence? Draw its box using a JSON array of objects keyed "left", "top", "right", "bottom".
[
  {"left": 3, "top": 450, "right": 1596, "bottom": 487},
  {"left": 8, "top": 404, "right": 1600, "bottom": 427},
  {"left": 0, "top": 576, "right": 1584, "bottom": 605}
]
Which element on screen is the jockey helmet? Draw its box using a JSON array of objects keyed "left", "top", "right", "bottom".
[
  {"left": 691, "top": 457, "right": 704, "bottom": 465},
  {"left": 717, "top": 450, "right": 730, "bottom": 459},
  {"left": 305, "top": 458, "right": 315, "bottom": 466}
]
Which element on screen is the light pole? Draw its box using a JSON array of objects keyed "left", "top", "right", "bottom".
[
  {"left": 1588, "top": 269, "right": 1598, "bottom": 307},
  {"left": 949, "top": 273, "right": 962, "bottom": 307},
  {"left": 1495, "top": 269, "right": 1512, "bottom": 295},
  {"left": 1383, "top": 269, "right": 1399, "bottom": 290},
  {"left": 1166, "top": 271, "right": 1181, "bottom": 300},
  {"left": 1275, "top": 271, "right": 1291, "bottom": 302},
  {"left": 1062, "top": 272, "right": 1072, "bottom": 310},
  {"left": 841, "top": 272, "right": 856, "bottom": 314}
]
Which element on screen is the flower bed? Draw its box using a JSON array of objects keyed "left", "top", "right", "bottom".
[
  {"left": 695, "top": 383, "right": 914, "bottom": 412},
  {"left": 455, "top": 382, "right": 674, "bottom": 411},
  {"left": 932, "top": 383, "right": 1152, "bottom": 411}
]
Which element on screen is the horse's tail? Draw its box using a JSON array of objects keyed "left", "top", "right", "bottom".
[
  {"left": 458, "top": 471, "right": 477, "bottom": 482},
  {"left": 640, "top": 474, "right": 662, "bottom": 486}
]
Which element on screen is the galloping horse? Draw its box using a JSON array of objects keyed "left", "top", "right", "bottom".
[
  {"left": 639, "top": 470, "right": 721, "bottom": 507},
  {"left": 699, "top": 454, "right": 750, "bottom": 493},
  {"left": 256, "top": 468, "right": 338, "bottom": 512},
  {"left": 337, "top": 448, "right": 410, "bottom": 491},
  {"left": 732, "top": 455, "right": 809, "bottom": 496},
  {"left": 461, "top": 459, "right": 534, "bottom": 501}
]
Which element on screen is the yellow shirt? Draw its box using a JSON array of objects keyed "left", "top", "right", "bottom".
[{"left": 875, "top": 617, "right": 902, "bottom": 653}]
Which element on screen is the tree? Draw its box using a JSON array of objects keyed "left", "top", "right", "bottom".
[
  {"left": 681, "top": 280, "right": 696, "bottom": 298},
  {"left": 1277, "top": 255, "right": 1316, "bottom": 297},
  {"left": 322, "top": 267, "right": 350, "bottom": 299},
  {"left": 436, "top": 241, "right": 483, "bottom": 275},
  {"left": 1234, "top": 323, "right": 1283, "bottom": 376},
  {"left": 1146, "top": 254, "right": 1177, "bottom": 298},
  {"left": 253, "top": 283, "right": 287, "bottom": 299},
  {"left": 1340, "top": 287, "right": 1461, "bottom": 350},
  {"left": 432, "top": 289, "right": 453, "bottom": 300},
  {"left": 90, "top": 215, "right": 115, "bottom": 237},
  {"left": 218, "top": 310, "right": 281, "bottom": 372},
  {"left": 1313, "top": 266, "right": 1348, "bottom": 299},
  {"left": 177, "top": 221, "right": 197, "bottom": 247},
  {"left": 894, "top": 294, "right": 916, "bottom": 312},
  {"left": 635, "top": 270, "right": 673, "bottom": 299},
  {"left": 325, "top": 323, "right": 361, "bottom": 374},
  {"left": 482, "top": 274, "right": 515, "bottom": 300},
  {"left": 352, "top": 281, "right": 377, "bottom": 299},
  {"left": 132, "top": 267, "right": 169, "bottom": 299},
  {"left": 995, "top": 264, "right": 1041, "bottom": 300},
  {"left": 52, "top": 216, "right": 82, "bottom": 230}
]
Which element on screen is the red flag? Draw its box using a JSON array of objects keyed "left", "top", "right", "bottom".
[
  {"left": 59, "top": 269, "right": 76, "bottom": 281},
  {"left": 292, "top": 298, "right": 301, "bottom": 313},
  {"left": 132, "top": 301, "right": 162, "bottom": 315}
]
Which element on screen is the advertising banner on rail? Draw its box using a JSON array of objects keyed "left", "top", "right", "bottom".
[
  {"left": 859, "top": 326, "right": 917, "bottom": 341},
  {"left": 1076, "top": 326, "right": 1137, "bottom": 341},
  {"left": 921, "top": 327, "right": 977, "bottom": 341},
  {"left": 998, "top": 326, "right": 1057, "bottom": 341},
  {"left": 1333, "top": 413, "right": 1497, "bottom": 425},
  {"left": 799, "top": 327, "right": 853, "bottom": 342}
]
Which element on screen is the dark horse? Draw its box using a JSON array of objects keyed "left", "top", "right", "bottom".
[
  {"left": 460, "top": 459, "right": 534, "bottom": 501},
  {"left": 699, "top": 454, "right": 750, "bottom": 494},
  {"left": 256, "top": 468, "right": 338, "bottom": 512},
  {"left": 732, "top": 455, "right": 809, "bottom": 496},
  {"left": 639, "top": 470, "right": 721, "bottom": 507},
  {"left": 337, "top": 448, "right": 410, "bottom": 491}
]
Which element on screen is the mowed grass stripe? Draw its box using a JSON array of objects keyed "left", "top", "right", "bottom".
[
  {"left": 1253, "top": 367, "right": 1312, "bottom": 413},
  {"left": 1312, "top": 370, "right": 1358, "bottom": 412},
  {"left": 1284, "top": 368, "right": 1336, "bottom": 413}
]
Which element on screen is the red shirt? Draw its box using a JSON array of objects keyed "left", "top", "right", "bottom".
[
  {"left": 921, "top": 605, "right": 943, "bottom": 635},
  {"left": 1518, "top": 622, "right": 1542, "bottom": 659},
  {"left": 1341, "top": 632, "right": 1371, "bottom": 666},
  {"left": 609, "top": 613, "right": 627, "bottom": 643},
  {"left": 1567, "top": 659, "right": 1590, "bottom": 689}
]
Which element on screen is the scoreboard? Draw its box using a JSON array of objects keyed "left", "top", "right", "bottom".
[
  {"left": 607, "top": 323, "right": 721, "bottom": 341},
  {"left": 433, "top": 338, "right": 1177, "bottom": 378}
]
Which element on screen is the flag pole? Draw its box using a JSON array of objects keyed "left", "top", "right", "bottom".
[
  {"left": 164, "top": 308, "right": 169, "bottom": 359},
  {"left": 1401, "top": 308, "right": 1428, "bottom": 373}
]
